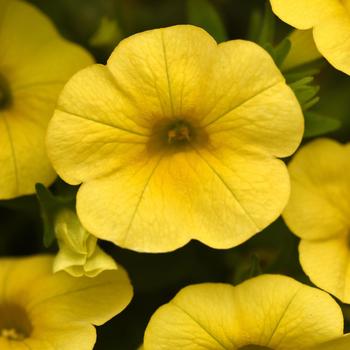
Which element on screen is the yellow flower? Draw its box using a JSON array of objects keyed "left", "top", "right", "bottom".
[
  {"left": 270, "top": 0, "right": 350, "bottom": 75},
  {"left": 0, "top": 254, "right": 133, "bottom": 349},
  {"left": 282, "top": 30, "right": 321, "bottom": 71},
  {"left": 53, "top": 209, "right": 117, "bottom": 277},
  {"left": 0, "top": 0, "right": 93, "bottom": 199},
  {"left": 283, "top": 138, "right": 350, "bottom": 303},
  {"left": 143, "top": 274, "right": 346, "bottom": 350},
  {"left": 47, "top": 25, "right": 303, "bottom": 253}
]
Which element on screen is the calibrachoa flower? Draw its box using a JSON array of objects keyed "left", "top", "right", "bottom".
[
  {"left": 270, "top": 0, "right": 350, "bottom": 75},
  {"left": 143, "top": 274, "right": 348, "bottom": 350},
  {"left": 47, "top": 25, "right": 303, "bottom": 253},
  {"left": 0, "top": 0, "right": 93, "bottom": 199},
  {"left": 283, "top": 138, "right": 350, "bottom": 303},
  {"left": 53, "top": 209, "right": 117, "bottom": 277},
  {"left": 0, "top": 254, "right": 132, "bottom": 349}
]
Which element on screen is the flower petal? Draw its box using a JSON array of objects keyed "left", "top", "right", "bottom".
[
  {"left": 299, "top": 236, "right": 350, "bottom": 303},
  {"left": 47, "top": 65, "right": 150, "bottom": 185},
  {"left": 311, "top": 334, "right": 350, "bottom": 350},
  {"left": 77, "top": 146, "right": 289, "bottom": 252},
  {"left": 27, "top": 264, "right": 132, "bottom": 326},
  {"left": 0, "top": 108, "right": 56, "bottom": 198},
  {"left": 144, "top": 275, "right": 343, "bottom": 350},
  {"left": 270, "top": 0, "right": 339, "bottom": 29},
  {"left": 0, "top": 0, "right": 93, "bottom": 199},
  {"left": 283, "top": 139, "right": 350, "bottom": 241},
  {"left": 199, "top": 40, "right": 303, "bottom": 157},
  {"left": 107, "top": 25, "right": 217, "bottom": 122},
  {"left": 313, "top": 10, "right": 350, "bottom": 75}
]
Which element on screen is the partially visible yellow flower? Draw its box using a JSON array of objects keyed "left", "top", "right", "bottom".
[
  {"left": 270, "top": 0, "right": 350, "bottom": 75},
  {"left": 143, "top": 274, "right": 346, "bottom": 350},
  {"left": 47, "top": 25, "right": 303, "bottom": 253},
  {"left": 53, "top": 209, "right": 117, "bottom": 277},
  {"left": 0, "top": 254, "right": 133, "bottom": 349},
  {"left": 0, "top": 0, "right": 93, "bottom": 199},
  {"left": 282, "top": 30, "right": 321, "bottom": 71},
  {"left": 283, "top": 139, "right": 350, "bottom": 303}
]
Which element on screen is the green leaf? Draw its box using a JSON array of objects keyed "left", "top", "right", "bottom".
[
  {"left": 304, "top": 112, "right": 342, "bottom": 138},
  {"left": 257, "top": 2, "right": 275, "bottom": 47},
  {"left": 36, "top": 184, "right": 75, "bottom": 247},
  {"left": 187, "top": 0, "right": 227, "bottom": 42},
  {"left": 232, "top": 254, "right": 262, "bottom": 285},
  {"left": 289, "top": 76, "right": 320, "bottom": 111},
  {"left": 273, "top": 38, "right": 291, "bottom": 67}
]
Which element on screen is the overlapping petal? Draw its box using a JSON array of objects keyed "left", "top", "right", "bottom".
[
  {"left": 0, "top": 255, "right": 133, "bottom": 350},
  {"left": 270, "top": 0, "right": 350, "bottom": 75},
  {"left": 0, "top": 0, "right": 93, "bottom": 199},
  {"left": 143, "top": 275, "right": 343, "bottom": 350},
  {"left": 284, "top": 138, "right": 350, "bottom": 302}
]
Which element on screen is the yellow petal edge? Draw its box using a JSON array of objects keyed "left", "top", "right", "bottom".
[{"left": 143, "top": 274, "right": 343, "bottom": 350}]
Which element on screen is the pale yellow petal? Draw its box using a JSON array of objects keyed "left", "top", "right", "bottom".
[
  {"left": 144, "top": 275, "right": 343, "bottom": 350},
  {"left": 233, "top": 275, "right": 343, "bottom": 349},
  {"left": 0, "top": 109, "right": 56, "bottom": 199},
  {"left": 107, "top": 25, "right": 217, "bottom": 122},
  {"left": 199, "top": 40, "right": 303, "bottom": 158},
  {"left": 0, "top": 255, "right": 53, "bottom": 305},
  {"left": 313, "top": 10, "right": 350, "bottom": 75},
  {"left": 310, "top": 334, "right": 350, "bottom": 350},
  {"left": 77, "top": 146, "right": 289, "bottom": 252},
  {"left": 282, "top": 30, "right": 321, "bottom": 70},
  {"left": 283, "top": 139, "right": 350, "bottom": 240},
  {"left": 47, "top": 65, "right": 149, "bottom": 185},
  {"left": 31, "top": 322, "right": 96, "bottom": 350},
  {"left": 299, "top": 236, "right": 350, "bottom": 303},
  {"left": 270, "top": 0, "right": 339, "bottom": 29},
  {"left": 0, "top": 0, "right": 92, "bottom": 83},
  {"left": 27, "top": 266, "right": 133, "bottom": 326}
]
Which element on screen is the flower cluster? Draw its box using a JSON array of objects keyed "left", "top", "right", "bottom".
[{"left": 1, "top": 0, "right": 350, "bottom": 348}]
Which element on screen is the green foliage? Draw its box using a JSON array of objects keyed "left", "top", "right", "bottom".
[
  {"left": 304, "top": 112, "right": 342, "bottom": 138},
  {"left": 187, "top": 0, "right": 227, "bottom": 42},
  {"left": 35, "top": 184, "right": 75, "bottom": 247}
]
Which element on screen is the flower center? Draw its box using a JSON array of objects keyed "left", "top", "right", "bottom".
[
  {"left": 239, "top": 346, "right": 273, "bottom": 350},
  {"left": 0, "top": 304, "right": 32, "bottom": 341},
  {"left": 0, "top": 73, "right": 12, "bottom": 110},
  {"left": 167, "top": 121, "right": 192, "bottom": 144}
]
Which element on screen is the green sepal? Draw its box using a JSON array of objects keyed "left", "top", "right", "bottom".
[
  {"left": 303, "top": 112, "right": 342, "bottom": 138},
  {"left": 35, "top": 183, "right": 76, "bottom": 248},
  {"left": 186, "top": 0, "right": 227, "bottom": 42}
]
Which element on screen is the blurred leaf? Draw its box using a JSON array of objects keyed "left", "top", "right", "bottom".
[
  {"left": 247, "top": 7, "right": 262, "bottom": 42},
  {"left": 304, "top": 112, "right": 342, "bottom": 138},
  {"left": 273, "top": 38, "right": 291, "bottom": 67},
  {"left": 257, "top": 2, "right": 275, "bottom": 47},
  {"left": 36, "top": 184, "right": 75, "bottom": 247},
  {"left": 187, "top": 0, "right": 227, "bottom": 42},
  {"left": 231, "top": 254, "right": 263, "bottom": 285},
  {"left": 90, "top": 16, "right": 123, "bottom": 49},
  {"left": 289, "top": 76, "right": 320, "bottom": 112}
]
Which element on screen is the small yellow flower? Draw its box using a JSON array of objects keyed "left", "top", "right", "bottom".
[
  {"left": 283, "top": 138, "right": 350, "bottom": 303},
  {"left": 0, "top": 254, "right": 133, "bottom": 349},
  {"left": 270, "top": 0, "right": 350, "bottom": 75},
  {"left": 0, "top": 0, "right": 93, "bottom": 199},
  {"left": 47, "top": 25, "right": 303, "bottom": 253},
  {"left": 143, "top": 274, "right": 346, "bottom": 350},
  {"left": 53, "top": 209, "right": 117, "bottom": 277}
]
